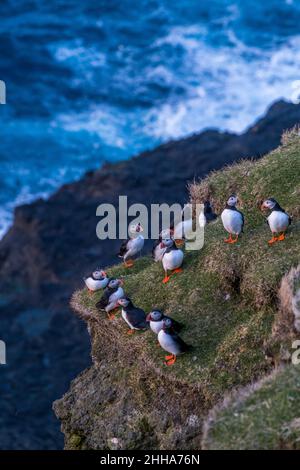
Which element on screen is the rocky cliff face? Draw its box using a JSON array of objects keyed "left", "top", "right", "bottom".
[
  {"left": 1, "top": 100, "right": 300, "bottom": 449},
  {"left": 54, "top": 128, "right": 300, "bottom": 450}
]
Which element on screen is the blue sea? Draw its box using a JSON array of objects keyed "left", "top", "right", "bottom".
[{"left": 0, "top": 0, "right": 300, "bottom": 237}]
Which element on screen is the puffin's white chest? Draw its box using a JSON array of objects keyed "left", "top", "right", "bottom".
[
  {"left": 153, "top": 245, "right": 166, "bottom": 262},
  {"left": 150, "top": 320, "right": 164, "bottom": 335},
  {"left": 127, "top": 235, "right": 144, "bottom": 255},
  {"left": 85, "top": 277, "right": 108, "bottom": 291},
  {"left": 174, "top": 219, "right": 193, "bottom": 239},
  {"left": 162, "top": 249, "right": 184, "bottom": 271},
  {"left": 121, "top": 308, "right": 132, "bottom": 328},
  {"left": 267, "top": 211, "right": 289, "bottom": 233},
  {"left": 221, "top": 209, "right": 243, "bottom": 234},
  {"left": 158, "top": 330, "right": 180, "bottom": 355},
  {"left": 109, "top": 287, "right": 124, "bottom": 304}
]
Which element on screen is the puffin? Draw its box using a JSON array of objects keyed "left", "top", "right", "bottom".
[
  {"left": 117, "top": 223, "right": 144, "bottom": 267},
  {"left": 261, "top": 198, "right": 291, "bottom": 244},
  {"left": 146, "top": 309, "right": 183, "bottom": 335},
  {"left": 160, "top": 237, "right": 184, "bottom": 284},
  {"left": 174, "top": 201, "right": 217, "bottom": 245},
  {"left": 152, "top": 228, "right": 173, "bottom": 262},
  {"left": 221, "top": 194, "right": 244, "bottom": 243},
  {"left": 83, "top": 269, "right": 108, "bottom": 292},
  {"left": 158, "top": 318, "right": 191, "bottom": 366},
  {"left": 117, "top": 297, "right": 149, "bottom": 334},
  {"left": 173, "top": 206, "right": 193, "bottom": 247},
  {"left": 96, "top": 278, "right": 124, "bottom": 320},
  {"left": 203, "top": 200, "right": 218, "bottom": 223}
]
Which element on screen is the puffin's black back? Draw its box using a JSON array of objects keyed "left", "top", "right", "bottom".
[
  {"left": 125, "top": 303, "right": 148, "bottom": 329},
  {"left": 117, "top": 239, "right": 130, "bottom": 257},
  {"left": 165, "top": 327, "right": 191, "bottom": 353},
  {"left": 96, "top": 285, "right": 118, "bottom": 309}
]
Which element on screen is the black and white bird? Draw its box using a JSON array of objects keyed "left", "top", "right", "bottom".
[
  {"left": 158, "top": 318, "right": 191, "bottom": 366},
  {"left": 83, "top": 269, "right": 108, "bottom": 292},
  {"left": 96, "top": 278, "right": 124, "bottom": 319},
  {"left": 221, "top": 194, "right": 244, "bottom": 244},
  {"left": 261, "top": 198, "right": 291, "bottom": 244},
  {"left": 117, "top": 223, "right": 144, "bottom": 267},
  {"left": 152, "top": 228, "right": 173, "bottom": 262},
  {"left": 203, "top": 200, "right": 218, "bottom": 223},
  {"left": 160, "top": 238, "right": 184, "bottom": 284},
  {"left": 117, "top": 297, "right": 149, "bottom": 334},
  {"left": 146, "top": 310, "right": 183, "bottom": 335}
]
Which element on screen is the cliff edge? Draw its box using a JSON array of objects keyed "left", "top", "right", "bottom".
[{"left": 54, "top": 129, "right": 300, "bottom": 450}]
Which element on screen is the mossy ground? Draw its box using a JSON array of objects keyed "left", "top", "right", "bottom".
[
  {"left": 202, "top": 364, "right": 300, "bottom": 450},
  {"left": 74, "top": 131, "right": 300, "bottom": 447}
]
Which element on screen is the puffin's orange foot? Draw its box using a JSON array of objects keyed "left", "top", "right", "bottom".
[
  {"left": 268, "top": 236, "right": 278, "bottom": 245},
  {"left": 164, "top": 355, "right": 176, "bottom": 366},
  {"left": 162, "top": 276, "right": 170, "bottom": 284},
  {"left": 224, "top": 236, "right": 233, "bottom": 243},
  {"left": 229, "top": 236, "right": 238, "bottom": 244},
  {"left": 278, "top": 233, "right": 286, "bottom": 241},
  {"left": 172, "top": 268, "right": 183, "bottom": 274},
  {"left": 127, "top": 329, "right": 135, "bottom": 335},
  {"left": 108, "top": 313, "right": 115, "bottom": 320},
  {"left": 175, "top": 239, "right": 184, "bottom": 247},
  {"left": 124, "top": 260, "right": 134, "bottom": 268},
  {"left": 165, "top": 354, "right": 173, "bottom": 360}
]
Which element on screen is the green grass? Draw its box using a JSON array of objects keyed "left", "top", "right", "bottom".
[
  {"left": 73, "top": 130, "right": 300, "bottom": 446},
  {"left": 202, "top": 365, "right": 300, "bottom": 450}
]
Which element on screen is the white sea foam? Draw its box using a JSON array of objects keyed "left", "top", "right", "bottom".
[
  {"left": 54, "top": 26, "right": 300, "bottom": 143},
  {"left": 143, "top": 26, "right": 300, "bottom": 138}
]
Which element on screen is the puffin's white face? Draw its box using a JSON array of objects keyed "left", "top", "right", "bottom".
[
  {"left": 163, "top": 318, "right": 172, "bottom": 329},
  {"left": 160, "top": 237, "right": 174, "bottom": 249},
  {"left": 261, "top": 199, "right": 276, "bottom": 210},
  {"left": 108, "top": 279, "right": 122, "bottom": 289},
  {"left": 129, "top": 223, "right": 143, "bottom": 234},
  {"left": 118, "top": 297, "right": 130, "bottom": 307},
  {"left": 227, "top": 195, "right": 238, "bottom": 206},
  {"left": 149, "top": 310, "right": 163, "bottom": 321},
  {"left": 93, "top": 270, "right": 106, "bottom": 280}
]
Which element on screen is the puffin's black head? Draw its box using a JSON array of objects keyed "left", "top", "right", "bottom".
[
  {"left": 227, "top": 194, "right": 238, "bottom": 207},
  {"left": 108, "top": 278, "right": 123, "bottom": 289},
  {"left": 162, "top": 318, "right": 173, "bottom": 331},
  {"left": 261, "top": 198, "right": 278, "bottom": 211},
  {"left": 146, "top": 310, "right": 163, "bottom": 322},
  {"left": 117, "top": 297, "right": 131, "bottom": 307},
  {"left": 92, "top": 269, "right": 107, "bottom": 280}
]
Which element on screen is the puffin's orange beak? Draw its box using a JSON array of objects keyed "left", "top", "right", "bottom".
[
  {"left": 160, "top": 242, "right": 165, "bottom": 248},
  {"left": 146, "top": 313, "right": 151, "bottom": 322},
  {"left": 260, "top": 202, "right": 266, "bottom": 211},
  {"left": 175, "top": 239, "right": 184, "bottom": 247}
]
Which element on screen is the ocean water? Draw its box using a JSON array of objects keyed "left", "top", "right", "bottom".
[{"left": 0, "top": 0, "right": 300, "bottom": 238}]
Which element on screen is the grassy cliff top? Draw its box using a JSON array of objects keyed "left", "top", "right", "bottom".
[{"left": 73, "top": 130, "right": 300, "bottom": 445}]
